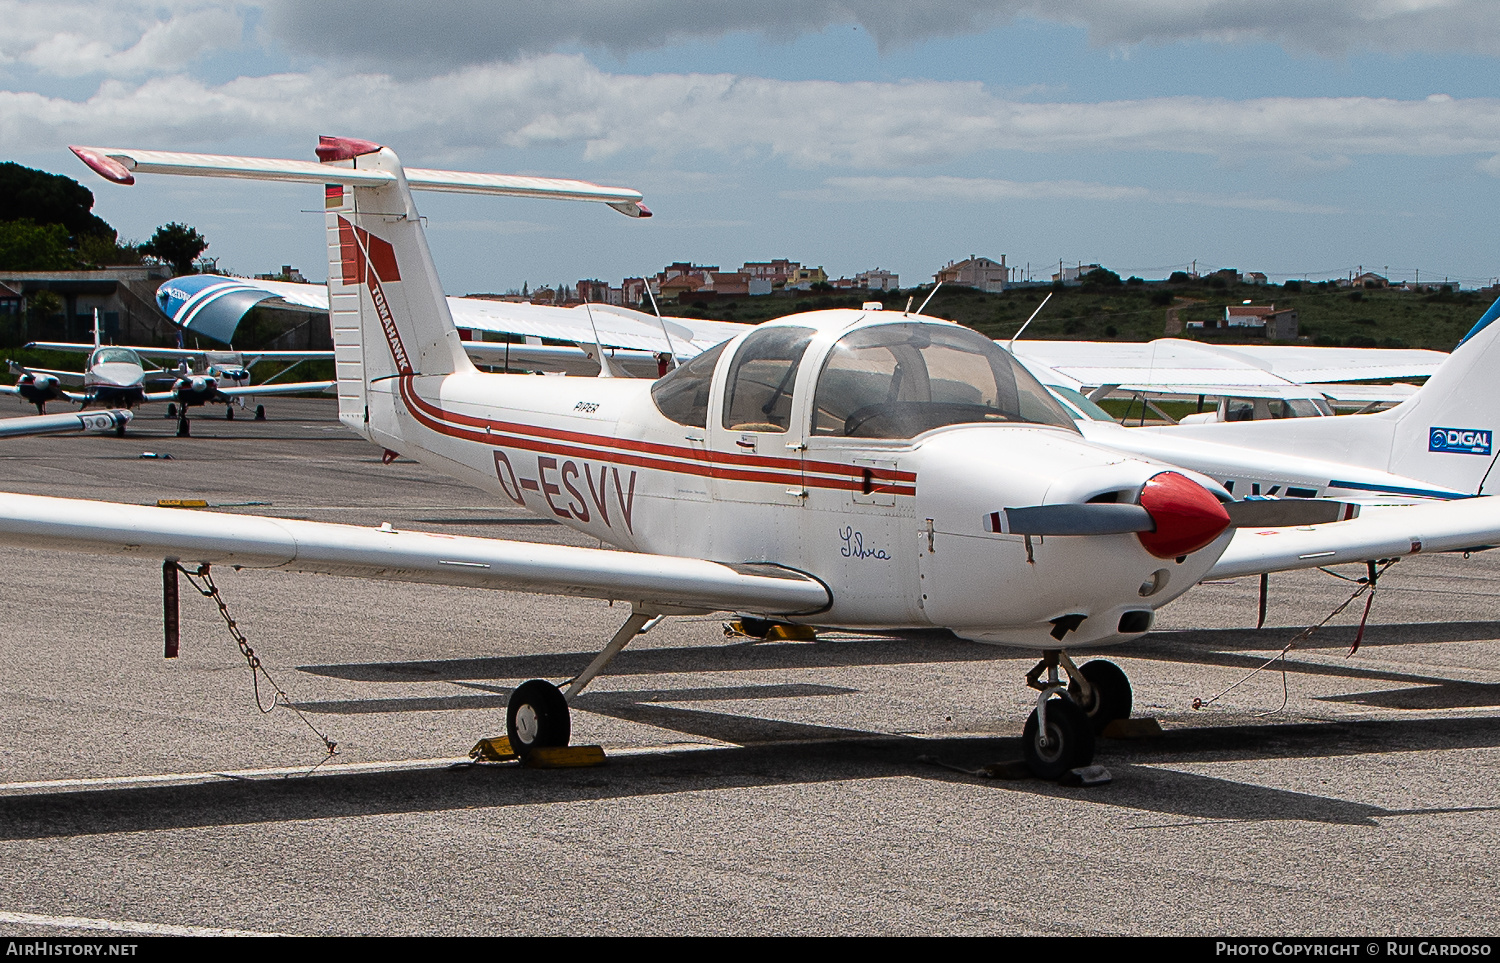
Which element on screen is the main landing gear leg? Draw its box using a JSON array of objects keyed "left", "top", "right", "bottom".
[
  {"left": 1021, "top": 650, "right": 1103, "bottom": 779},
  {"left": 505, "top": 608, "right": 658, "bottom": 758},
  {"left": 176, "top": 409, "right": 191, "bottom": 437}
]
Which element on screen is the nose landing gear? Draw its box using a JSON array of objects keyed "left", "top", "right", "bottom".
[{"left": 1022, "top": 651, "right": 1134, "bottom": 778}]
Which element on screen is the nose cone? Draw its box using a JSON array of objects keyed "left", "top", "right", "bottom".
[{"left": 1137, "top": 471, "right": 1231, "bottom": 559}]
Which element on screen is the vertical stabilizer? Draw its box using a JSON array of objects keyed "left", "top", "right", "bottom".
[
  {"left": 320, "top": 137, "right": 476, "bottom": 444},
  {"left": 1382, "top": 296, "right": 1500, "bottom": 494}
]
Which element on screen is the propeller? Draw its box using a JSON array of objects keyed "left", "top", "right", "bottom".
[{"left": 986, "top": 472, "right": 1361, "bottom": 560}]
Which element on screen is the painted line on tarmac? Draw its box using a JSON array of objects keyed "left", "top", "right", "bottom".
[
  {"left": 0, "top": 911, "right": 283, "bottom": 937},
  {"left": 0, "top": 757, "right": 471, "bottom": 793}
]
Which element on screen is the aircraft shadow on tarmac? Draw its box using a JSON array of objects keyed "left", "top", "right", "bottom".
[
  {"left": 3, "top": 624, "right": 1495, "bottom": 841},
  {"left": 3, "top": 715, "right": 1500, "bottom": 841}
]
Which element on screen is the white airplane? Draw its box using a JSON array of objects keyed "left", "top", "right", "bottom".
[
  {"left": 6, "top": 314, "right": 333, "bottom": 436},
  {"left": 8, "top": 137, "right": 1498, "bottom": 782}
]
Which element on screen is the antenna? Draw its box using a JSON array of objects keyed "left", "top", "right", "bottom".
[
  {"left": 915, "top": 282, "right": 944, "bottom": 317},
  {"left": 643, "top": 281, "right": 680, "bottom": 370},
  {"left": 1008, "top": 291, "right": 1053, "bottom": 350},
  {"left": 92, "top": 308, "right": 101, "bottom": 350},
  {"left": 903, "top": 296, "right": 914, "bottom": 316}
]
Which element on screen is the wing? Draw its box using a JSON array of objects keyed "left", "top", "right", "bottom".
[
  {"left": 0, "top": 410, "right": 131, "bottom": 438},
  {"left": 0, "top": 493, "right": 829, "bottom": 616},
  {"left": 1013, "top": 338, "right": 1443, "bottom": 399},
  {"left": 1208, "top": 496, "right": 1500, "bottom": 579},
  {"left": 155, "top": 274, "right": 750, "bottom": 363},
  {"left": 217, "top": 381, "right": 335, "bottom": 398}
]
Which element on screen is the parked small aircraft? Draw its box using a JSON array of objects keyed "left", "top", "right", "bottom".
[
  {"left": 7, "top": 314, "right": 333, "bottom": 436},
  {"left": 8, "top": 138, "right": 1496, "bottom": 781}
]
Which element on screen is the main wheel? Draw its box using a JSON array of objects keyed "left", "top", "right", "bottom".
[
  {"left": 114, "top": 420, "right": 126, "bottom": 438},
  {"left": 254, "top": 405, "right": 266, "bottom": 421},
  {"left": 506, "top": 679, "right": 571, "bottom": 756},
  {"left": 1021, "top": 697, "right": 1096, "bottom": 780},
  {"left": 165, "top": 403, "right": 176, "bottom": 419},
  {"left": 1068, "top": 659, "right": 1133, "bottom": 734},
  {"left": 225, "top": 406, "right": 234, "bottom": 420},
  {"left": 176, "top": 415, "right": 190, "bottom": 438}
]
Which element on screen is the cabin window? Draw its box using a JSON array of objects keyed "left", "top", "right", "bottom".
[
  {"left": 721, "top": 326, "right": 816, "bottom": 433},
  {"left": 811, "top": 322, "right": 1077, "bottom": 438},
  {"left": 650, "top": 341, "right": 727, "bottom": 428}
]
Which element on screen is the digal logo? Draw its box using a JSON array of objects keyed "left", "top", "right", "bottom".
[{"left": 1429, "top": 426, "right": 1492, "bottom": 455}]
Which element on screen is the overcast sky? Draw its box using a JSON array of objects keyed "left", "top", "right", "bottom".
[{"left": 4, "top": 1, "right": 1498, "bottom": 292}]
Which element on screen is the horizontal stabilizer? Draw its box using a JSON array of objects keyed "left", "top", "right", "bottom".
[{"left": 71, "top": 144, "right": 649, "bottom": 215}]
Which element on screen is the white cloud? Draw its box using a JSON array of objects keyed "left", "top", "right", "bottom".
[
  {"left": 0, "top": 2, "right": 241, "bottom": 77},
  {"left": 250, "top": 0, "right": 1500, "bottom": 65},
  {"left": 1481, "top": 155, "right": 1500, "bottom": 177},
  {"left": 8, "top": 56, "right": 1500, "bottom": 170},
  {"left": 799, "top": 175, "right": 1345, "bottom": 213}
]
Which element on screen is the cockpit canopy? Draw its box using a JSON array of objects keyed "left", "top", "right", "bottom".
[
  {"left": 811, "top": 322, "right": 1076, "bottom": 438},
  {"left": 651, "top": 319, "right": 1078, "bottom": 439},
  {"left": 91, "top": 347, "right": 142, "bottom": 367}
]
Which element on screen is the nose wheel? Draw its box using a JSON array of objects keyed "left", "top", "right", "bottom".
[
  {"left": 1020, "top": 650, "right": 1130, "bottom": 778},
  {"left": 1022, "top": 696, "right": 1094, "bottom": 779}
]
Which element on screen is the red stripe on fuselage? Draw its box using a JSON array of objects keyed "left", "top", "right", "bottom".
[{"left": 394, "top": 377, "right": 916, "bottom": 496}]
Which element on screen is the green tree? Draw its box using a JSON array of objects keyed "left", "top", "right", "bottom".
[
  {"left": 0, "top": 163, "right": 115, "bottom": 242},
  {"left": 0, "top": 220, "right": 75, "bottom": 270},
  {"left": 140, "top": 222, "right": 208, "bottom": 276},
  {"left": 75, "top": 232, "right": 141, "bottom": 268}
]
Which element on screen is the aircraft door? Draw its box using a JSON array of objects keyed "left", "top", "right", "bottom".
[{"left": 708, "top": 325, "right": 816, "bottom": 508}]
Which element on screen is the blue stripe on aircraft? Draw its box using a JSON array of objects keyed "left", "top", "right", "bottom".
[
  {"left": 1327, "top": 479, "right": 1473, "bottom": 500},
  {"left": 1455, "top": 295, "right": 1500, "bottom": 349}
]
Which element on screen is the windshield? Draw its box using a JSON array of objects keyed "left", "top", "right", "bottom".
[
  {"left": 650, "top": 341, "right": 727, "bottom": 428},
  {"left": 1047, "top": 385, "right": 1117, "bottom": 422},
  {"left": 91, "top": 347, "right": 141, "bottom": 366},
  {"left": 811, "top": 322, "right": 1077, "bottom": 438}
]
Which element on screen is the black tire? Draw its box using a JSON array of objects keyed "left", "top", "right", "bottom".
[
  {"left": 506, "top": 679, "right": 571, "bottom": 756},
  {"left": 114, "top": 420, "right": 126, "bottom": 438},
  {"left": 226, "top": 406, "right": 234, "bottom": 420},
  {"left": 165, "top": 404, "right": 176, "bottom": 418},
  {"left": 255, "top": 405, "right": 266, "bottom": 421},
  {"left": 176, "top": 416, "right": 190, "bottom": 438},
  {"left": 1068, "top": 659, "right": 1133, "bottom": 734},
  {"left": 1022, "top": 697, "right": 1096, "bottom": 780}
]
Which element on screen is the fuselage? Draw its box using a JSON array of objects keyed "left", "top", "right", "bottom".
[{"left": 359, "top": 310, "right": 1234, "bottom": 649}]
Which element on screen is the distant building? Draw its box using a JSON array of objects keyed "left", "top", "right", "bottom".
[
  {"left": 856, "top": 268, "right": 898, "bottom": 291},
  {"left": 1240, "top": 271, "right": 1268, "bottom": 285},
  {"left": 254, "top": 265, "right": 307, "bottom": 283},
  {"left": 1049, "top": 261, "right": 1099, "bottom": 286},
  {"left": 0, "top": 265, "right": 173, "bottom": 344},
  {"left": 783, "top": 265, "right": 829, "bottom": 291},
  {"left": 742, "top": 259, "right": 800, "bottom": 285},
  {"left": 937, "top": 255, "right": 1008, "bottom": 292},
  {"left": 1187, "top": 302, "right": 1298, "bottom": 339}
]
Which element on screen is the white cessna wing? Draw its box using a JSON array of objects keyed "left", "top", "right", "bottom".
[
  {"left": 24, "top": 135, "right": 1499, "bottom": 785},
  {"left": 1012, "top": 337, "right": 1442, "bottom": 409}
]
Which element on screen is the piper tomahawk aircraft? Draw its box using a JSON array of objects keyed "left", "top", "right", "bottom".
[{"left": 10, "top": 137, "right": 1500, "bottom": 780}]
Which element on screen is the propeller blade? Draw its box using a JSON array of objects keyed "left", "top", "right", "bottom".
[
  {"left": 986, "top": 503, "right": 1154, "bottom": 536},
  {"left": 1225, "top": 498, "right": 1360, "bottom": 528}
]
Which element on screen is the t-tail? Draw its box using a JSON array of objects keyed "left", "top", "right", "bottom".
[{"left": 69, "top": 136, "right": 651, "bottom": 455}]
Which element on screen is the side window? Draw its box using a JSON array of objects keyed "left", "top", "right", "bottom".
[
  {"left": 721, "top": 326, "right": 815, "bottom": 432},
  {"left": 650, "top": 341, "right": 727, "bottom": 428}
]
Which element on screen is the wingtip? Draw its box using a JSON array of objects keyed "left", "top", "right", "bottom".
[{"left": 69, "top": 146, "right": 134, "bottom": 185}]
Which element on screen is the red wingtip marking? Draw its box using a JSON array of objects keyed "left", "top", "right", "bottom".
[
  {"left": 317, "top": 135, "right": 384, "bottom": 162},
  {"left": 1136, "top": 471, "right": 1231, "bottom": 560},
  {"left": 70, "top": 147, "right": 134, "bottom": 185},
  {"left": 636, "top": 203, "right": 652, "bottom": 218}
]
